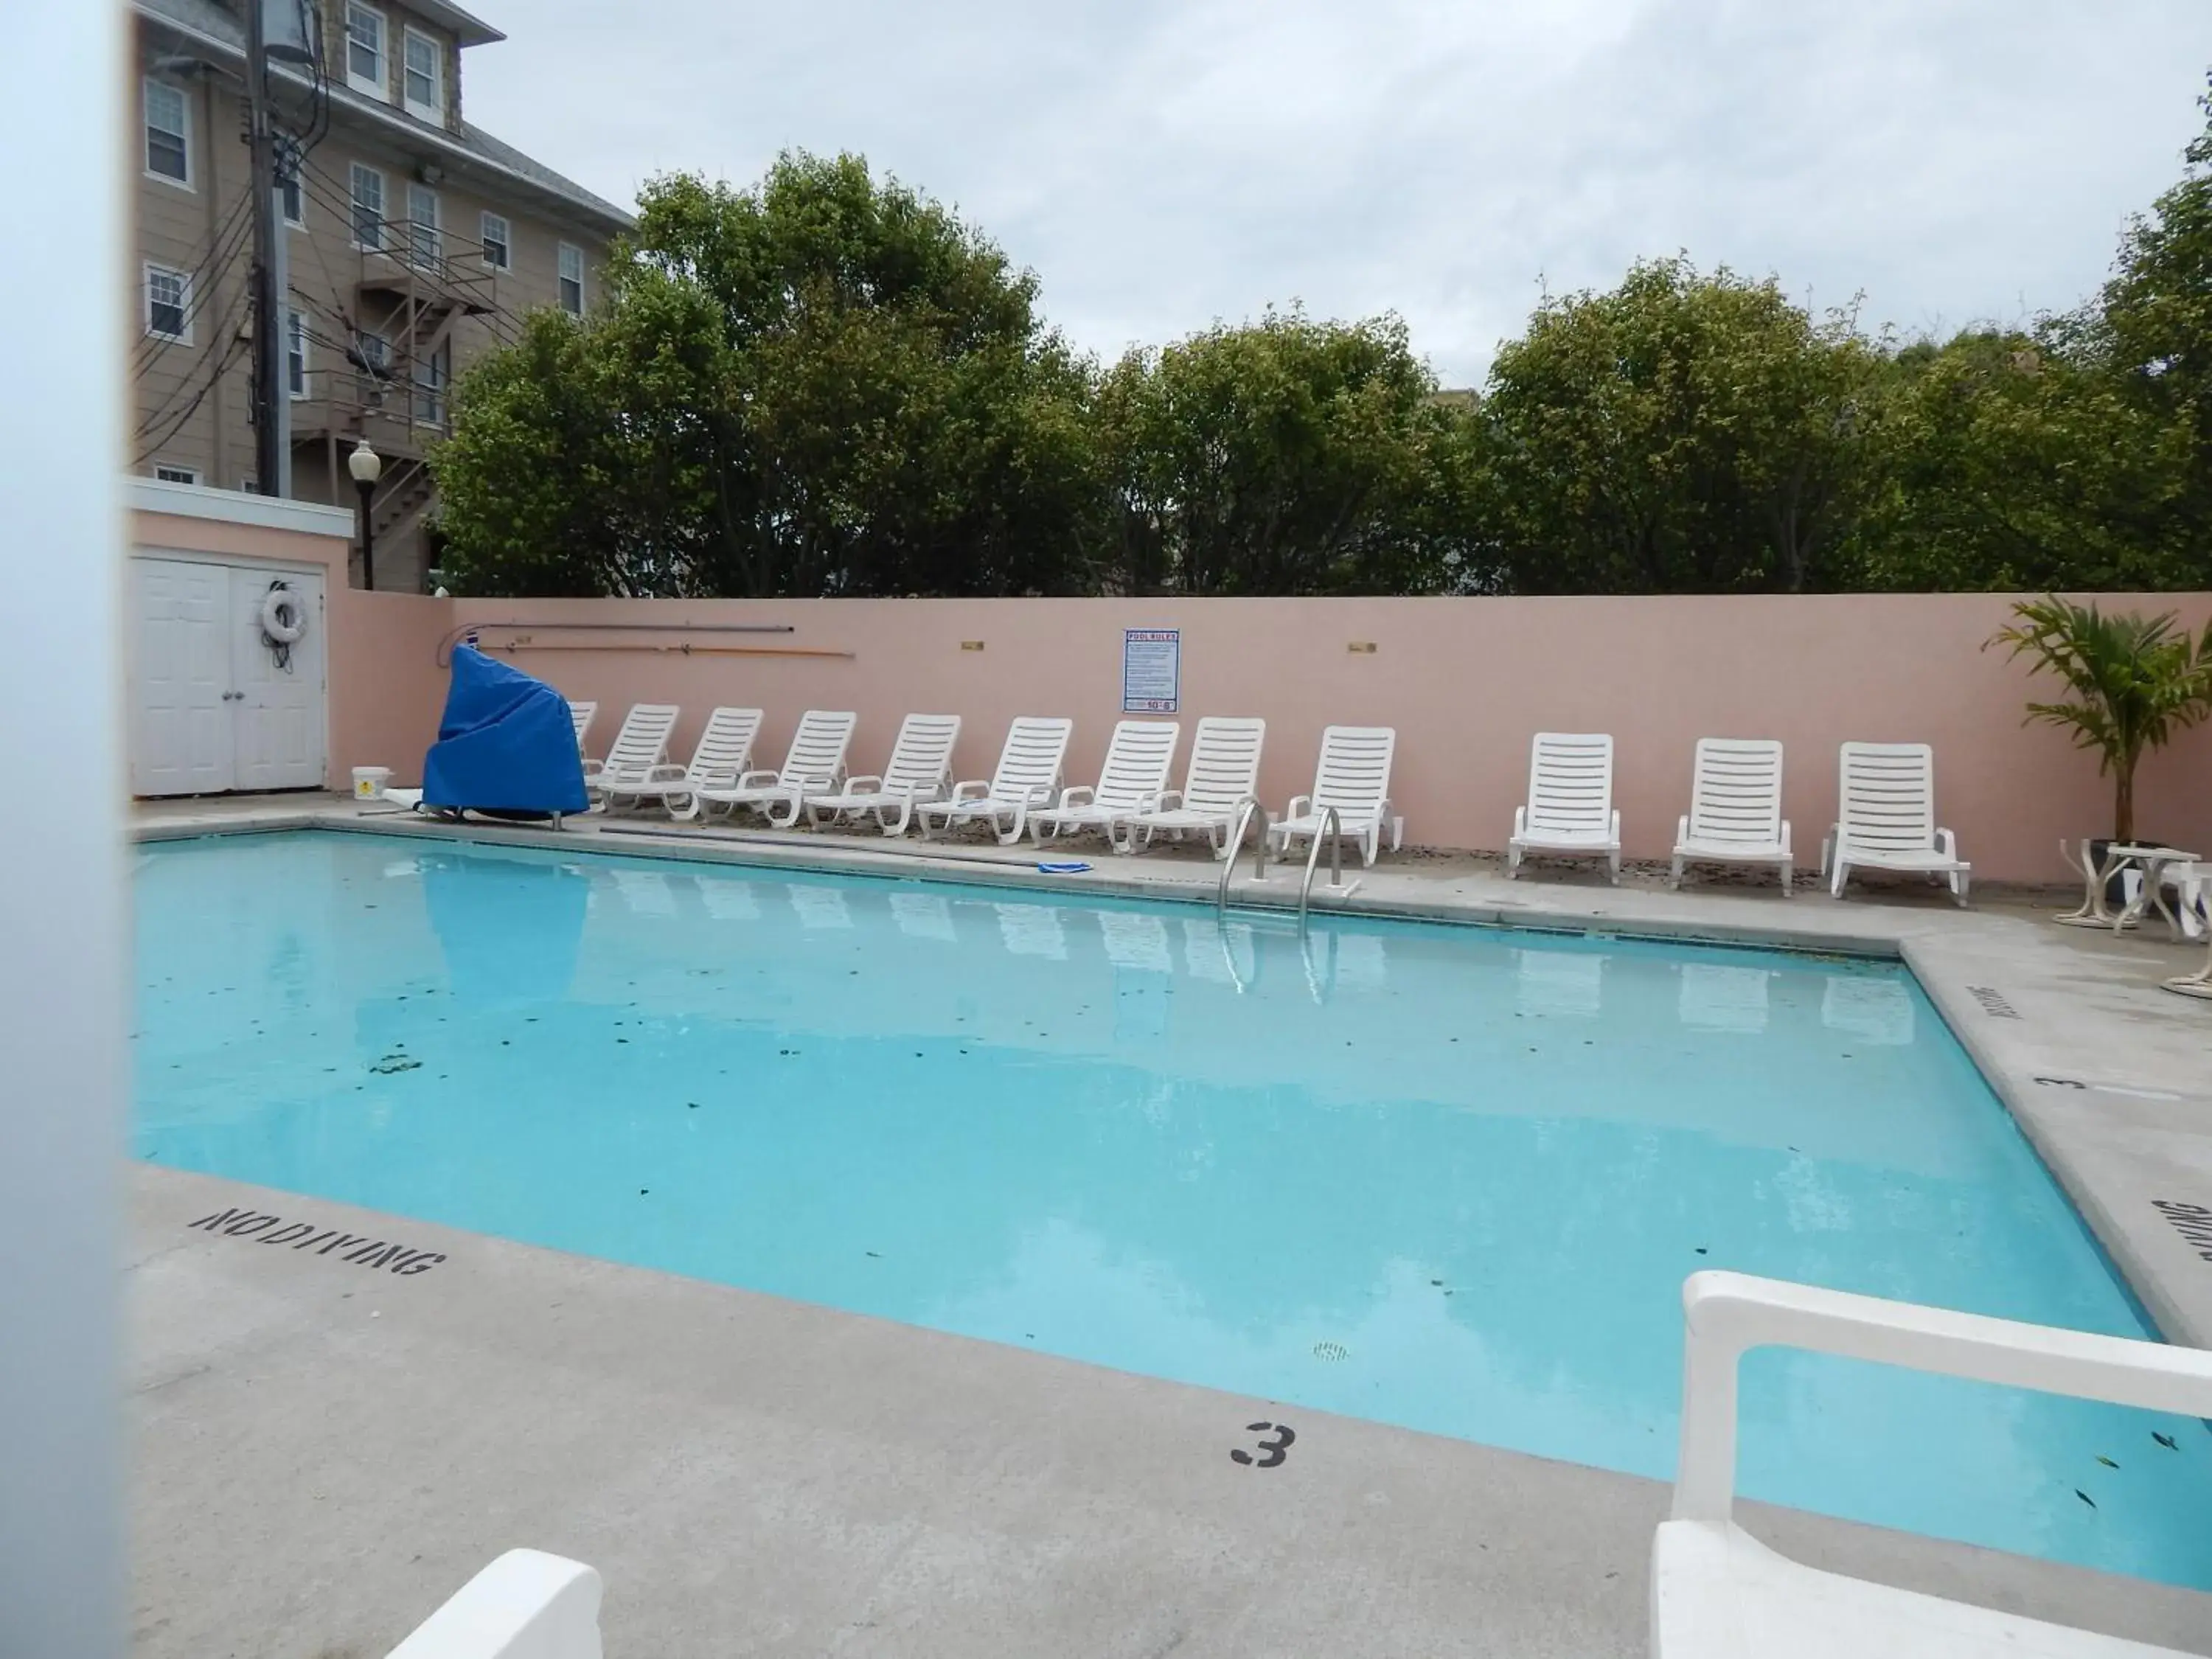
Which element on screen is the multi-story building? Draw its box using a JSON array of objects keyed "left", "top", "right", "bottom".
[{"left": 131, "top": 0, "right": 633, "bottom": 592}]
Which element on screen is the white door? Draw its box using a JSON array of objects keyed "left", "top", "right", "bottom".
[
  {"left": 129, "top": 557, "right": 328, "bottom": 796},
  {"left": 131, "top": 558, "right": 232, "bottom": 795},
  {"left": 229, "top": 568, "right": 326, "bottom": 791}
]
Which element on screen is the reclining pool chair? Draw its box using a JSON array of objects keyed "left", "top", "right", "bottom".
[
  {"left": 1268, "top": 726, "right": 1402, "bottom": 869},
  {"left": 1508, "top": 731, "right": 1620, "bottom": 883},
  {"left": 1118, "top": 717, "right": 1267, "bottom": 857},
  {"left": 1671, "top": 737, "right": 1792, "bottom": 894},
  {"left": 1820, "top": 742, "right": 1969, "bottom": 905},
  {"left": 599, "top": 706, "right": 762, "bottom": 818},
  {"left": 684, "top": 710, "right": 857, "bottom": 829},
  {"left": 915, "top": 717, "right": 1074, "bottom": 845},
  {"left": 582, "top": 703, "right": 679, "bottom": 804},
  {"left": 1031, "top": 719, "right": 1181, "bottom": 848},
  {"left": 801, "top": 712, "right": 962, "bottom": 836}
]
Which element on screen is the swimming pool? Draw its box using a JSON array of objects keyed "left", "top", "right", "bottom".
[{"left": 134, "top": 830, "right": 2212, "bottom": 1586}]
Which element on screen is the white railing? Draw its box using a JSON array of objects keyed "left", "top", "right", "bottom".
[{"left": 1216, "top": 796, "right": 1270, "bottom": 917}]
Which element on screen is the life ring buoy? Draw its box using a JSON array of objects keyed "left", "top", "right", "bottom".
[{"left": 260, "top": 584, "right": 306, "bottom": 645}]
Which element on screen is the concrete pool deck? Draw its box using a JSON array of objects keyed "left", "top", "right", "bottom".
[{"left": 129, "top": 795, "right": 2212, "bottom": 1655}]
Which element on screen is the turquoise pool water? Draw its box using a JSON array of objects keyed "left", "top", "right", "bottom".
[{"left": 135, "top": 832, "right": 2212, "bottom": 1586}]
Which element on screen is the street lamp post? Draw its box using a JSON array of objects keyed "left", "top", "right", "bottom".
[{"left": 348, "top": 439, "right": 383, "bottom": 590}]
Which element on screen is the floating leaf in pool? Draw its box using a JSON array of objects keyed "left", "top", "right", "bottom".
[
  {"left": 2075, "top": 1489, "right": 2096, "bottom": 1508},
  {"left": 1312, "top": 1340, "right": 1349, "bottom": 1363},
  {"left": 2154, "top": 1432, "right": 2180, "bottom": 1450},
  {"left": 2096, "top": 1455, "right": 2119, "bottom": 1469},
  {"left": 369, "top": 1053, "right": 422, "bottom": 1075}
]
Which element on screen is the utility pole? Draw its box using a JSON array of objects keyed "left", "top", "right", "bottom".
[{"left": 246, "top": 0, "right": 285, "bottom": 496}]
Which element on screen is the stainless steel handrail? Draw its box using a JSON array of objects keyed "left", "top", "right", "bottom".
[
  {"left": 1217, "top": 796, "right": 1270, "bottom": 916},
  {"left": 1298, "top": 806, "right": 1345, "bottom": 927}
]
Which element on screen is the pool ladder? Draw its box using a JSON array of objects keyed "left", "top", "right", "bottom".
[
  {"left": 1217, "top": 796, "right": 1271, "bottom": 917},
  {"left": 1296, "top": 805, "right": 1362, "bottom": 925},
  {"left": 1216, "top": 798, "right": 1362, "bottom": 931}
]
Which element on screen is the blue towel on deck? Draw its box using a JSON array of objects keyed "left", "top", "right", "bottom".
[{"left": 421, "top": 646, "right": 589, "bottom": 816}]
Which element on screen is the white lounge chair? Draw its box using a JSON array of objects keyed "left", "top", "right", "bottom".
[
  {"left": 1267, "top": 726, "right": 1402, "bottom": 868},
  {"left": 1672, "top": 738, "right": 1792, "bottom": 894},
  {"left": 1508, "top": 732, "right": 1619, "bottom": 882},
  {"left": 686, "top": 709, "right": 856, "bottom": 828},
  {"left": 802, "top": 712, "right": 962, "bottom": 835},
  {"left": 1031, "top": 719, "right": 1180, "bottom": 847},
  {"left": 567, "top": 699, "right": 597, "bottom": 755},
  {"left": 601, "top": 706, "right": 762, "bottom": 818},
  {"left": 1821, "top": 742, "right": 1969, "bottom": 905},
  {"left": 386, "top": 1547, "right": 603, "bottom": 1659},
  {"left": 1652, "top": 1270, "right": 2212, "bottom": 1659},
  {"left": 1119, "top": 717, "right": 1267, "bottom": 857},
  {"left": 582, "top": 703, "right": 679, "bottom": 802},
  {"left": 916, "top": 717, "right": 1073, "bottom": 844}
]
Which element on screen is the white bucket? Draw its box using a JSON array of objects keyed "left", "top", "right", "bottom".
[{"left": 352, "top": 766, "right": 393, "bottom": 800}]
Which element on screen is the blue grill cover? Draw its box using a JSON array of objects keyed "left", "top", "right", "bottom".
[{"left": 421, "top": 645, "right": 589, "bottom": 816}]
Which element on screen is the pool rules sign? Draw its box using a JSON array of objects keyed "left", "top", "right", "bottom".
[{"left": 1122, "top": 628, "right": 1180, "bottom": 713}]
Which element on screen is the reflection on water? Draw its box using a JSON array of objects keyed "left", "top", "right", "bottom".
[
  {"left": 1679, "top": 963, "right": 1771, "bottom": 1034},
  {"left": 134, "top": 834, "right": 2212, "bottom": 1589},
  {"left": 1823, "top": 975, "right": 1916, "bottom": 1046}
]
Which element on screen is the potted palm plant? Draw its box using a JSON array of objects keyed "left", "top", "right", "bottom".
[{"left": 1986, "top": 597, "right": 2212, "bottom": 870}]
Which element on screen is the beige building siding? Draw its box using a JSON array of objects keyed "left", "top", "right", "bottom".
[{"left": 130, "top": 1, "right": 627, "bottom": 593}]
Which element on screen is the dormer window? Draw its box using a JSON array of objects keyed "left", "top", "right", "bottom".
[
  {"left": 403, "top": 29, "right": 445, "bottom": 126},
  {"left": 344, "top": 3, "right": 387, "bottom": 100}
]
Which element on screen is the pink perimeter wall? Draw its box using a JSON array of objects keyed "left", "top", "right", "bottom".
[{"left": 331, "top": 592, "right": 2212, "bottom": 886}]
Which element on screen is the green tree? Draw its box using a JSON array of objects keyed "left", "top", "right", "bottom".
[
  {"left": 1472, "top": 258, "right": 1880, "bottom": 594},
  {"left": 2063, "top": 72, "right": 2212, "bottom": 585},
  {"left": 1097, "top": 310, "right": 1476, "bottom": 595},
  {"left": 436, "top": 153, "right": 1105, "bottom": 597},
  {"left": 1853, "top": 332, "right": 2194, "bottom": 591}
]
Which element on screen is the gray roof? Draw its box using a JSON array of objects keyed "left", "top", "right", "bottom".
[{"left": 136, "top": 0, "right": 634, "bottom": 232}]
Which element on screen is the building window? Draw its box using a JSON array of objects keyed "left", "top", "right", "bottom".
[
  {"left": 350, "top": 162, "right": 386, "bottom": 250},
  {"left": 479, "top": 212, "right": 510, "bottom": 271},
  {"left": 287, "top": 308, "right": 309, "bottom": 397},
  {"left": 557, "top": 243, "right": 584, "bottom": 316},
  {"left": 402, "top": 29, "right": 445, "bottom": 125},
  {"left": 280, "top": 165, "right": 305, "bottom": 227},
  {"left": 144, "top": 79, "right": 190, "bottom": 185},
  {"left": 145, "top": 264, "right": 190, "bottom": 341},
  {"left": 238, "top": 476, "right": 258, "bottom": 495},
  {"left": 406, "top": 182, "right": 442, "bottom": 270},
  {"left": 413, "top": 342, "right": 450, "bottom": 425},
  {"left": 354, "top": 328, "right": 392, "bottom": 403},
  {"left": 344, "top": 2, "right": 387, "bottom": 97},
  {"left": 154, "top": 465, "right": 198, "bottom": 485}
]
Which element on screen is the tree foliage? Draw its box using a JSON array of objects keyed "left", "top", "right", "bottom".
[
  {"left": 438, "top": 154, "right": 1102, "bottom": 597},
  {"left": 438, "top": 83, "right": 2212, "bottom": 599},
  {"left": 1474, "top": 259, "right": 1879, "bottom": 594},
  {"left": 1096, "top": 310, "right": 1475, "bottom": 595}
]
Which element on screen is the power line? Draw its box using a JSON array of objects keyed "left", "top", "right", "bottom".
[
  {"left": 133, "top": 334, "right": 249, "bottom": 465},
  {"left": 131, "top": 190, "right": 257, "bottom": 375},
  {"left": 133, "top": 268, "right": 257, "bottom": 445}
]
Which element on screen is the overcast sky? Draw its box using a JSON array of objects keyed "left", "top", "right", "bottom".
[{"left": 460, "top": 1, "right": 2211, "bottom": 386}]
